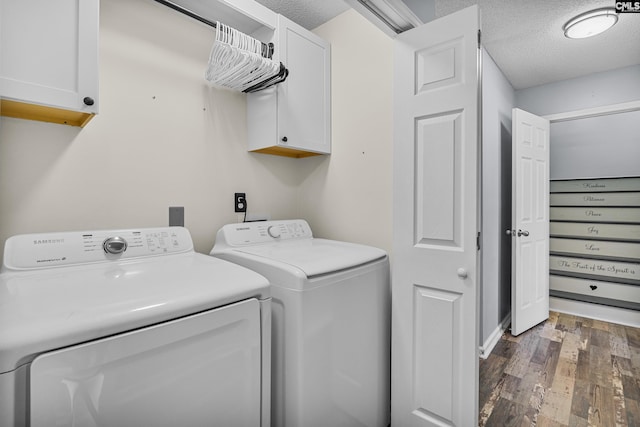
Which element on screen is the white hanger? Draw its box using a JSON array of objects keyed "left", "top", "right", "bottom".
[{"left": 205, "top": 22, "right": 280, "bottom": 91}]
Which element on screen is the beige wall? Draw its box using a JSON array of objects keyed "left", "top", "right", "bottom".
[
  {"left": 298, "top": 10, "right": 394, "bottom": 253},
  {"left": 0, "top": 1, "right": 393, "bottom": 259}
]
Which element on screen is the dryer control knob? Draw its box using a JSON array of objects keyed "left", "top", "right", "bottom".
[
  {"left": 103, "top": 236, "right": 128, "bottom": 254},
  {"left": 267, "top": 226, "right": 281, "bottom": 238}
]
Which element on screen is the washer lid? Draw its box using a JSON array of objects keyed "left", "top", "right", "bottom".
[
  {"left": 232, "top": 238, "right": 387, "bottom": 277},
  {"left": 0, "top": 253, "right": 269, "bottom": 374}
]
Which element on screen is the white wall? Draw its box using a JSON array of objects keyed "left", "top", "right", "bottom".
[
  {"left": 481, "top": 51, "right": 515, "bottom": 346},
  {"left": 0, "top": 0, "right": 306, "bottom": 258},
  {"left": 516, "top": 64, "right": 640, "bottom": 180},
  {"left": 296, "top": 10, "right": 394, "bottom": 253},
  {"left": 516, "top": 64, "right": 640, "bottom": 116},
  {"left": 549, "top": 110, "right": 640, "bottom": 180}
]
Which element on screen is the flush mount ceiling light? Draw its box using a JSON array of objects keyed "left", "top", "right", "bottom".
[{"left": 563, "top": 7, "right": 618, "bottom": 39}]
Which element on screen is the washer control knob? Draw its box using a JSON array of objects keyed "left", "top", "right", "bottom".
[
  {"left": 103, "top": 236, "right": 128, "bottom": 254},
  {"left": 267, "top": 226, "right": 281, "bottom": 238}
]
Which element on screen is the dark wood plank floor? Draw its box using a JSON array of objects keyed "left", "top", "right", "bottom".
[{"left": 479, "top": 311, "right": 640, "bottom": 426}]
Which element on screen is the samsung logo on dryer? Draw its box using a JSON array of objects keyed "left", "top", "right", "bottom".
[{"left": 33, "top": 238, "right": 65, "bottom": 245}]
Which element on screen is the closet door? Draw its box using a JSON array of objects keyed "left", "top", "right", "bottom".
[
  {"left": 392, "top": 6, "right": 480, "bottom": 426},
  {"left": 510, "top": 108, "right": 550, "bottom": 336}
]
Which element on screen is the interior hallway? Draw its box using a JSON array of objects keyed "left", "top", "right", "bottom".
[{"left": 479, "top": 311, "right": 640, "bottom": 426}]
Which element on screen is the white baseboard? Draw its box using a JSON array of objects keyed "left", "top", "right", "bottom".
[
  {"left": 550, "top": 297, "right": 640, "bottom": 328},
  {"left": 479, "top": 313, "right": 511, "bottom": 359}
]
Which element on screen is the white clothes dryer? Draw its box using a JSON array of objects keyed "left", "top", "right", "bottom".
[
  {"left": 211, "top": 219, "right": 390, "bottom": 427},
  {"left": 0, "top": 227, "right": 271, "bottom": 427}
]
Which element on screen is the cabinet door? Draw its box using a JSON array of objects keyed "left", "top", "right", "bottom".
[
  {"left": 276, "top": 15, "right": 331, "bottom": 155},
  {"left": 0, "top": 0, "right": 99, "bottom": 117},
  {"left": 278, "top": 17, "right": 331, "bottom": 153}
]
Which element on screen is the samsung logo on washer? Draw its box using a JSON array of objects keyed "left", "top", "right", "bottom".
[
  {"left": 36, "top": 257, "right": 66, "bottom": 264},
  {"left": 33, "top": 239, "right": 65, "bottom": 245}
]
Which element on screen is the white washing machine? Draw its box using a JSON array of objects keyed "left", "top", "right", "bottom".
[
  {"left": 211, "top": 219, "right": 390, "bottom": 427},
  {"left": 0, "top": 227, "right": 271, "bottom": 427}
]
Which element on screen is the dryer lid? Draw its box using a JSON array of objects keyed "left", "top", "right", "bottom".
[{"left": 233, "top": 238, "right": 387, "bottom": 277}]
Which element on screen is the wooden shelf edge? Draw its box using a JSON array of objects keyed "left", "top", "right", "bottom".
[
  {"left": 1, "top": 99, "right": 95, "bottom": 128},
  {"left": 250, "top": 145, "right": 327, "bottom": 158}
]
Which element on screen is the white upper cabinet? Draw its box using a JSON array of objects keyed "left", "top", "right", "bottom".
[
  {"left": 158, "top": 1, "right": 331, "bottom": 158},
  {"left": 0, "top": 0, "right": 99, "bottom": 127},
  {"left": 248, "top": 15, "right": 331, "bottom": 158}
]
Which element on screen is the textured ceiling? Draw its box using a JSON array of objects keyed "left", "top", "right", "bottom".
[
  {"left": 254, "top": 0, "right": 640, "bottom": 90},
  {"left": 437, "top": 0, "right": 640, "bottom": 89},
  {"left": 254, "top": 0, "right": 350, "bottom": 30}
]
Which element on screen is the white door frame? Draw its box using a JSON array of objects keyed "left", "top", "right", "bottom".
[
  {"left": 543, "top": 100, "right": 640, "bottom": 122},
  {"left": 544, "top": 100, "right": 640, "bottom": 323},
  {"left": 508, "top": 101, "right": 640, "bottom": 335}
]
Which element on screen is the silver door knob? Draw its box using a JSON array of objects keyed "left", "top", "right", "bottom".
[
  {"left": 506, "top": 229, "right": 514, "bottom": 236},
  {"left": 457, "top": 268, "right": 468, "bottom": 278},
  {"left": 517, "top": 229, "right": 529, "bottom": 237}
]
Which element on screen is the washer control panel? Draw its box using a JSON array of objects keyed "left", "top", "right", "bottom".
[
  {"left": 2, "top": 227, "right": 194, "bottom": 271},
  {"left": 217, "top": 219, "right": 313, "bottom": 247}
]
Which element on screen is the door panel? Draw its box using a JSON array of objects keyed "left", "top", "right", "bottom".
[
  {"left": 511, "top": 108, "right": 550, "bottom": 336},
  {"left": 30, "top": 299, "right": 262, "bottom": 427},
  {"left": 415, "top": 112, "right": 462, "bottom": 246},
  {"left": 413, "top": 286, "right": 461, "bottom": 422},
  {"left": 392, "top": 6, "right": 480, "bottom": 426}
]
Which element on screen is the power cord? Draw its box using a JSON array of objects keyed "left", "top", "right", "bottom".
[{"left": 242, "top": 197, "right": 247, "bottom": 223}]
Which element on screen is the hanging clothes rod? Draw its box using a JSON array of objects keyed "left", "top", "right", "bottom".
[{"left": 153, "top": 0, "right": 274, "bottom": 59}]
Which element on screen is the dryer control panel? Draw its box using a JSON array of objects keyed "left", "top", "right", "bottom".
[
  {"left": 215, "top": 219, "right": 313, "bottom": 248},
  {"left": 2, "top": 227, "right": 194, "bottom": 271}
]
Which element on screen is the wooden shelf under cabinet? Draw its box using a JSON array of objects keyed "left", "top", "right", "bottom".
[
  {"left": 1, "top": 99, "right": 95, "bottom": 128},
  {"left": 250, "top": 146, "right": 324, "bottom": 158}
]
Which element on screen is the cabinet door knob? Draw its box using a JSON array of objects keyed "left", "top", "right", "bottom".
[
  {"left": 281, "top": 136, "right": 288, "bottom": 143},
  {"left": 83, "top": 97, "right": 95, "bottom": 106}
]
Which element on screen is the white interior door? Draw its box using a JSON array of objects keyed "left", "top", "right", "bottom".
[
  {"left": 392, "top": 6, "right": 480, "bottom": 426},
  {"left": 511, "top": 108, "right": 550, "bottom": 336}
]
